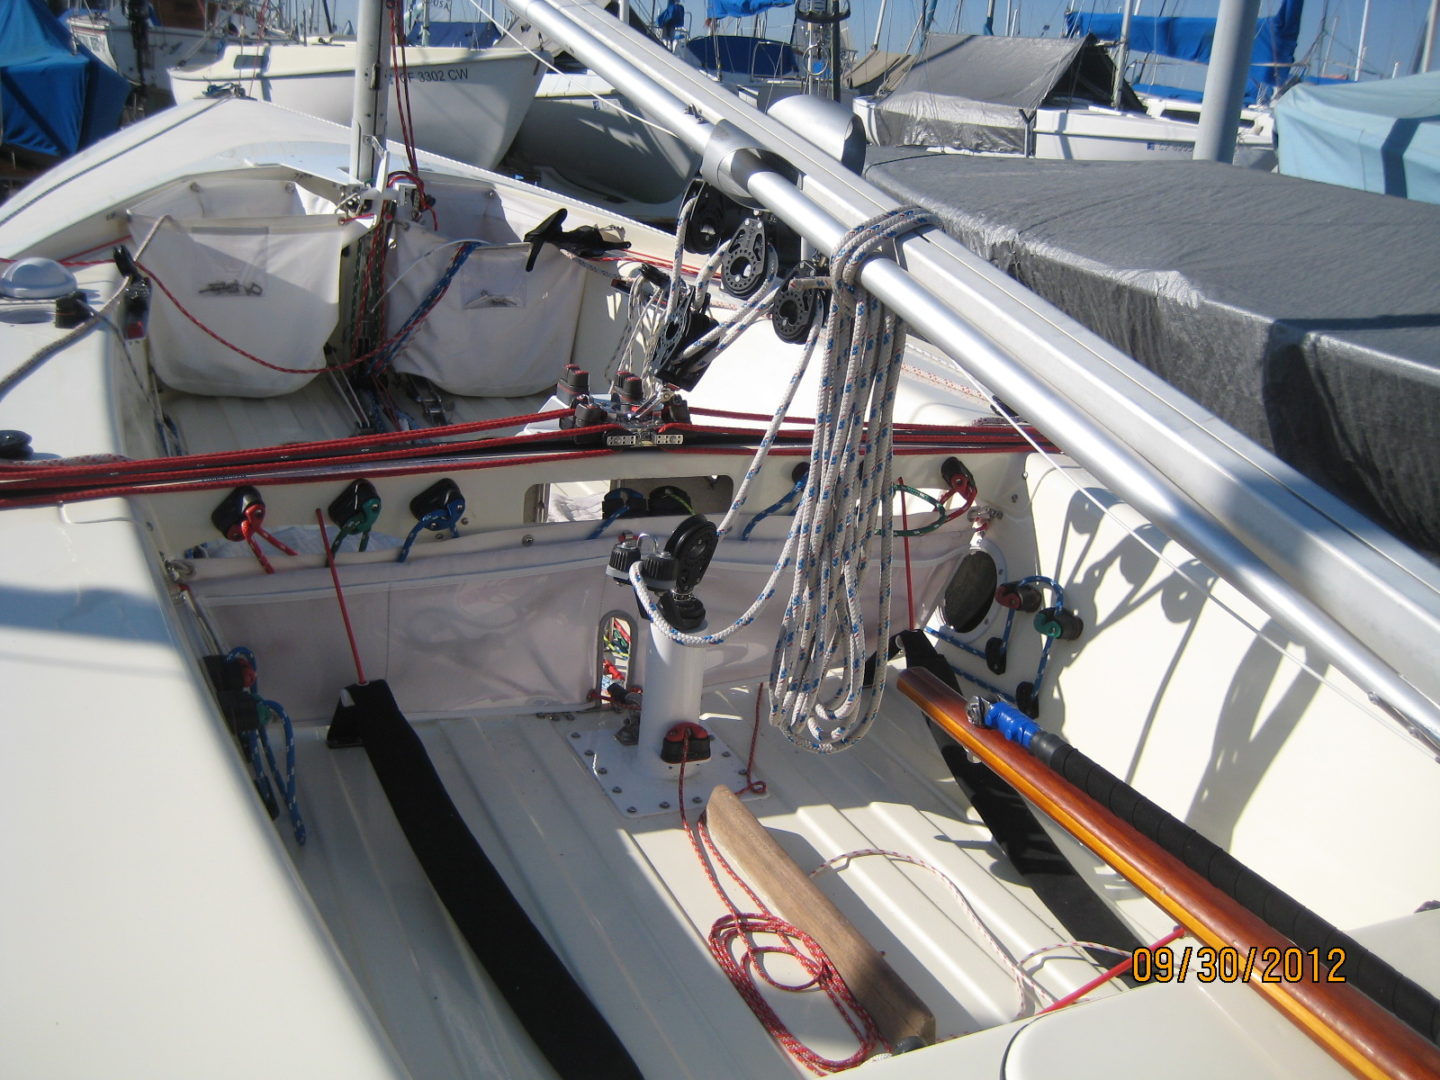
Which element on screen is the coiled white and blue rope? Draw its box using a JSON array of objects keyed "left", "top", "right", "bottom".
[{"left": 635, "top": 206, "right": 938, "bottom": 753}]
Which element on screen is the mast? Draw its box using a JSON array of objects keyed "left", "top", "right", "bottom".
[
  {"left": 1194, "top": 0, "right": 1261, "bottom": 163},
  {"left": 349, "top": 0, "right": 392, "bottom": 184},
  {"left": 1426, "top": 0, "right": 1440, "bottom": 72},
  {"left": 1111, "top": 0, "right": 1134, "bottom": 109},
  {"left": 1353, "top": 0, "right": 1369, "bottom": 80}
]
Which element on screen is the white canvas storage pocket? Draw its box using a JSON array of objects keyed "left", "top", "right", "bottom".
[
  {"left": 385, "top": 222, "right": 585, "bottom": 397},
  {"left": 129, "top": 178, "right": 364, "bottom": 397}
]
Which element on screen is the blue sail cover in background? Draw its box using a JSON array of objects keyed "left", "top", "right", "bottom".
[
  {"left": 0, "top": 0, "right": 130, "bottom": 158},
  {"left": 706, "top": 0, "right": 792, "bottom": 20},
  {"left": 1276, "top": 70, "right": 1440, "bottom": 204},
  {"left": 686, "top": 34, "right": 799, "bottom": 77},
  {"left": 1064, "top": 0, "right": 1303, "bottom": 103}
]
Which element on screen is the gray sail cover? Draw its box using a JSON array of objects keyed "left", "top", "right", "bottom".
[
  {"left": 863, "top": 150, "right": 1440, "bottom": 559},
  {"left": 870, "top": 33, "right": 1143, "bottom": 153}
]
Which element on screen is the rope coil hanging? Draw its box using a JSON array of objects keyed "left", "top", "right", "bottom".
[{"left": 633, "top": 206, "right": 939, "bottom": 753}]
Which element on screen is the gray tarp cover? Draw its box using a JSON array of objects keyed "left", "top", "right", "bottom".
[
  {"left": 871, "top": 34, "right": 1144, "bottom": 153},
  {"left": 864, "top": 151, "right": 1440, "bottom": 558}
]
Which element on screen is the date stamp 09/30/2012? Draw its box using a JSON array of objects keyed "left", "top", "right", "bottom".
[{"left": 1131, "top": 945, "right": 1348, "bottom": 984}]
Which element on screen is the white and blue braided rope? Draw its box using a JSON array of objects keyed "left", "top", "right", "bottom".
[{"left": 639, "top": 207, "right": 937, "bottom": 754}]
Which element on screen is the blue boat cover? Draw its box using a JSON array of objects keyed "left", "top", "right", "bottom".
[
  {"left": 686, "top": 34, "right": 797, "bottom": 78},
  {"left": 1065, "top": 0, "right": 1303, "bottom": 104},
  {"left": 1275, "top": 71, "right": 1440, "bottom": 204},
  {"left": 704, "top": 0, "right": 792, "bottom": 20},
  {"left": 1, "top": 0, "right": 130, "bottom": 158}
]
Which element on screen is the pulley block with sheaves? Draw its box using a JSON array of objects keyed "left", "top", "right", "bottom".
[
  {"left": 721, "top": 214, "right": 779, "bottom": 300},
  {"left": 772, "top": 258, "right": 827, "bottom": 344}
]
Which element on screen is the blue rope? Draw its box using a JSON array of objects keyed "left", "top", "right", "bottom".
[
  {"left": 587, "top": 507, "right": 630, "bottom": 541},
  {"left": 741, "top": 476, "right": 805, "bottom": 540},
  {"left": 240, "top": 730, "right": 280, "bottom": 818},
  {"left": 927, "top": 572, "right": 1069, "bottom": 702},
  {"left": 398, "top": 507, "right": 454, "bottom": 562},
  {"left": 925, "top": 627, "right": 1016, "bottom": 703},
  {"left": 373, "top": 241, "right": 482, "bottom": 373},
  {"left": 225, "top": 647, "right": 307, "bottom": 845},
  {"left": 587, "top": 488, "right": 646, "bottom": 540},
  {"left": 258, "top": 697, "right": 307, "bottom": 845},
  {"left": 1012, "top": 576, "right": 1065, "bottom": 695}
]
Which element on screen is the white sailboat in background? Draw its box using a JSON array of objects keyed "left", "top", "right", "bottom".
[
  {"left": 167, "top": 0, "right": 545, "bottom": 169},
  {"left": 2, "top": 0, "right": 1439, "bottom": 1077},
  {"left": 65, "top": 0, "right": 252, "bottom": 91},
  {"left": 502, "top": 0, "right": 838, "bottom": 221},
  {"left": 854, "top": 29, "right": 1276, "bottom": 166}
]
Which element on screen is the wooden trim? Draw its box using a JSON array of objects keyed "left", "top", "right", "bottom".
[
  {"left": 899, "top": 668, "right": 1440, "bottom": 1080},
  {"left": 704, "top": 784, "right": 936, "bottom": 1048}
]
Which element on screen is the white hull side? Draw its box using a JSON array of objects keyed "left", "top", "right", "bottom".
[
  {"left": 507, "top": 73, "right": 698, "bottom": 220},
  {"left": 69, "top": 17, "right": 211, "bottom": 86},
  {"left": 169, "top": 41, "right": 543, "bottom": 169},
  {"left": 852, "top": 96, "right": 1277, "bottom": 170},
  {"left": 2, "top": 94, "right": 1436, "bottom": 1080},
  {"left": 1034, "top": 106, "right": 1277, "bottom": 170}
]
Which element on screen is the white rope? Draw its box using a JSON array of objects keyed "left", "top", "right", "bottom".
[
  {"left": 635, "top": 206, "right": 939, "bottom": 754},
  {"left": 767, "top": 208, "right": 936, "bottom": 753},
  {"left": 812, "top": 847, "right": 1057, "bottom": 1018}
]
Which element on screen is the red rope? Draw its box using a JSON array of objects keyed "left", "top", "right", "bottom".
[
  {"left": 677, "top": 732, "right": 883, "bottom": 1073},
  {"left": 350, "top": 201, "right": 393, "bottom": 366},
  {"left": 388, "top": 0, "right": 422, "bottom": 179},
  {"left": 1039, "top": 926, "right": 1186, "bottom": 1014},
  {"left": 739, "top": 684, "right": 768, "bottom": 796},
  {"left": 0, "top": 408, "right": 576, "bottom": 488},
  {"left": 690, "top": 406, "right": 817, "bottom": 425},
  {"left": 0, "top": 415, "right": 1036, "bottom": 498},
  {"left": 664, "top": 418, "right": 1056, "bottom": 448},
  {"left": 239, "top": 503, "right": 297, "bottom": 574},
  {"left": 315, "top": 509, "right": 367, "bottom": 685},
  {"left": 0, "top": 446, "right": 619, "bottom": 510}
]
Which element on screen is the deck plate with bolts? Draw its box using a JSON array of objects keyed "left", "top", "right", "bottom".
[{"left": 557, "top": 710, "right": 766, "bottom": 818}]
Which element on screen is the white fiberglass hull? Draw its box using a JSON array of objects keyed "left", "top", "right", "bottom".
[
  {"left": 1033, "top": 105, "right": 1277, "bottom": 170},
  {"left": 507, "top": 71, "right": 699, "bottom": 221},
  {"left": 168, "top": 40, "right": 543, "bottom": 169},
  {"left": 853, "top": 97, "right": 1277, "bottom": 169},
  {"left": 1, "top": 74, "right": 1437, "bottom": 1080},
  {"left": 68, "top": 14, "right": 212, "bottom": 86}
]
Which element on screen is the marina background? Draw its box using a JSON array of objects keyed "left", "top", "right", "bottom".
[{"left": 311, "top": 0, "right": 1436, "bottom": 87}]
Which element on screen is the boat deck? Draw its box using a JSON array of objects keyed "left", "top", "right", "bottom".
[{"left": 289, "top": 684, "right": 1124, "bottom": 1079}]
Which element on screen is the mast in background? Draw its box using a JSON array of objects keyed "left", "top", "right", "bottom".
[
  {"left": 1353, "top": 0, "right": 1370, "bottom": 79},
  {"left": 1194, "top": 0, "right": 1262, "bottom": 162},
  {"left": 1426, "top": 0, "right": 1440, "bottom": 72},
  {"left": 1111, "top": 0, "right": 1134, "bottom": 108}
]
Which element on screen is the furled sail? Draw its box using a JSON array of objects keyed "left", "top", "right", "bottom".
[{"left": 1064, "top": 0, "right": 1304, "bottom": 103}]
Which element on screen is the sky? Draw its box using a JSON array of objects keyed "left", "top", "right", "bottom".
[{"left": 327, "top": 0, "right": 1436, "bottom": 85}]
